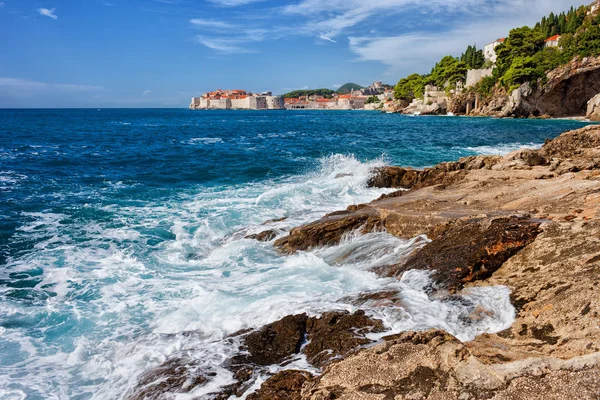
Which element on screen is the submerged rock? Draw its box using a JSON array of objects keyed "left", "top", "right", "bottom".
[
  {"left": 127, "top": 357, "right": 207, "bottom": 400},
  {"left": 245, "top": 229, "right": 278, "bottom": 242},
  {"left": 247, "top": 370, "right": 313, "bottom": 400}
]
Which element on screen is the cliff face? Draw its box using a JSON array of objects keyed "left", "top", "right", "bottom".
[
  {"left": 500, "top": 56, "right": 600, "bottom": 118},
  {"left": 451, "top": 56, "right": 600, "bottom": 118}
]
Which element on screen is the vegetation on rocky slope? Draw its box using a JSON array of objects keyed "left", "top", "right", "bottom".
[{"left": 395, "top": 3, "right": 600, "bottom": 101}]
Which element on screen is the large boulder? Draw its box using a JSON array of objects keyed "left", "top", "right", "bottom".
[{"left": 587, "top": 93, "right": 600, "bottom": 121}]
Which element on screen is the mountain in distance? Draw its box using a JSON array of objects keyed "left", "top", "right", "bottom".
[{"left": 336, "top": 83, "right": 365, "bottom": 94}]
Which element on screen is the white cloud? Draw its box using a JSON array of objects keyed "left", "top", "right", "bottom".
[
  {"left": 207, "top": 0, "right": 266, "bottom": 6},
  {"left": 346, "top": 0, "right": 587, "bottom": 75},
  {"left": 0, "top": 78, "right": 103, "bottom": 91},
  {"left": 37, "top": 7, "right": 58, "bottom": 19},
  {"left": 142, "top": 90, "right": 152, "bottom": 96},
  {"left": 195, "top": 36, "right": 259, "bottom": 54},
  {"left": 190, "top": 18, "right": 235, "bottom": 29},
  {"left": 319, "top": 34, "right": 337, "bottom": 43}
]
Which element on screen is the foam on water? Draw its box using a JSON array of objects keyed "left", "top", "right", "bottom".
[
  {"left": 464, "top": 142, "right": 541, "bottom": 155},
  {"left": 0, "top": 154, "right": 515, "bottom": 400}
]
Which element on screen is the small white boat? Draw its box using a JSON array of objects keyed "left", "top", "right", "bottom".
[
  {"left": 447, "top": 112, "right": 455, "bottom": 116},
  {"left": 412, "top": 111, "right": 421, "bottom": 116}
]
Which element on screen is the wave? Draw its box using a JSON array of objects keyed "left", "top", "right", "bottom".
[{"left": 464, "top": 142, "right": 542, "bottom": 156}]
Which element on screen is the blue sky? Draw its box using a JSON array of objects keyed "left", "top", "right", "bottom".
[{"left": 0, "top": 0, "right": 589, "bottom": 107}]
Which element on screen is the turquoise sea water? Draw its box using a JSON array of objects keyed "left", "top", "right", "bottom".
[{"left": 0, "top": 109, "right": 592, "bottom": 399}]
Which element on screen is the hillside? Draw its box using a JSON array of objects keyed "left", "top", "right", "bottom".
[{"left": 336, "top": 83, "right": 364, "bottom": 94}]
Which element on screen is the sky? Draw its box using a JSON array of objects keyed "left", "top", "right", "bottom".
[{"left": 0, "top": 0, "right": 591, "bottom": 108}]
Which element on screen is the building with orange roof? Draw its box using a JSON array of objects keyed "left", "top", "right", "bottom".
[
  {"left": 484, "top": 37, "right": 506, "bottom": 63},
  {"left": 544, "top": 34, "right": 561, "bottom": 48}
]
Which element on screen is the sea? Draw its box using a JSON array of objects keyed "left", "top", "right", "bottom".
[{"left": 0, "top": 109, "right": 592, "bottom": 399}]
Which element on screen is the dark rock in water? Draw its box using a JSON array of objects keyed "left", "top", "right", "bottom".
[
  {"left": 274, "top": 210, "right": 383, "bottom": 253},
  {"left": 387, "top": 216, "right": 542, "bottom": 292},
  {"left": 232, "top": 314, "right": 308, "bottom": 366},
  {"left": 246, "top": 370, "right": 313, "bottom": 400},
  {"left": 262, "top": 217, "right": 287, "bottom": 225},
  {"left": 304, "top": 310, "right": 385, "bottom": 368},
  {"left": 127, "top": 357, "right": 207, "bottom": 400},
  {"left": 245, "top": 229, "right": 278, "bottom": 242},
  {"left": 367, "top": 166, "right": 421, "bottom": 189}
]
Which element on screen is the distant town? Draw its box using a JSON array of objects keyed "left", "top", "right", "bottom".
[{"left": 189, "top": 82, "right": 395, "bottom": 111}]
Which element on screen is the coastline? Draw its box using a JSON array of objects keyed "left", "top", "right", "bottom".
[{"left": 129, "top": 123, "right": 600, "bottom": 399}]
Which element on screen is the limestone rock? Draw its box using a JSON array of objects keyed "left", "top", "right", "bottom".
[{"left": 587, "top": 93, "right": 600, "bottom": 121}]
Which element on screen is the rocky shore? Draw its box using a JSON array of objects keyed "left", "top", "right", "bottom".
[{"left": 128, "top": 124, "right": 600, "bottom": 399}]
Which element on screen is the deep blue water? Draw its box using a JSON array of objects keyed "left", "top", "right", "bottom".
[{"left": 0, "top": 109, "right": 592, "bottom": 399}]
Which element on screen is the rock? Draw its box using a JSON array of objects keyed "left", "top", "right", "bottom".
[
  {"left": 304, "top": 310, "right": 385, "bottom": 368},
  {"left": 233, "top": 314, "right": 308, "bottom": 366},
  {"left": 301, "top": 329, "right": 600, "bottom": 400},
  {"left": 385, "top": 216, "right": 542, "bottom": 292},
  {"left": 499, "top": 56, "right": 600, "bottom": 118},
  {"left": 367, "top": 156, "right": 501, "bottom": 190},
  {"left": 247, "top": 370, "right": 313, "bottom": 400},
  {"left": 245, "top": 229, "right": 278, "bottom": 242},
  {"left": 127, "top": 357, "right": 207, "bottom": 400},
  {"left": 274, "top": 209, "right": 384, "bottom": 253},
  {"left": 587, "top": 93, "right": 600, "bottom": 121}
]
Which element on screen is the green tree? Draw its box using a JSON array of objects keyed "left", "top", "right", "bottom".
[
  {"left": 394, "top": 73, "right": 426, "bottom": 101},
  {"left": 460, "top": 45, "right": 485, "bottom": 69},
  {"left": 430, "top": 56, "right": 468, "bottom": 87}
]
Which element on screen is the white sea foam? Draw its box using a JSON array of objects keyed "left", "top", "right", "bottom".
[
  {"left": 0, "top": 154, "right": 516, "bottom": 400},
  {"left": 464, "top": 142, "right": 541, "bottom": 156}
]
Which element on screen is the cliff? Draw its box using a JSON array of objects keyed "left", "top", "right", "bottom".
[
  {"left": 127, "top": 124, "right": 600, "bottom": 399},
  {"left": 452, "top": 56, "right": 600, "bottom": 119}
]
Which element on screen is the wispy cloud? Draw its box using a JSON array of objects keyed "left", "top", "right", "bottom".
[
  {"left": 0, "top": 78, "right": 103, "bottom": 91},
  {"left": 207, "top": 0, "right": 266, "bottom": 7},
  {"left": 142, "top": 90, "right": 152, "bottom": 96},
  {"left": 319, "top": 34, "right": 337, "bottom": 43},
  {"left": 0, "top": 2, "right": 5, "bottom": 7},
  {"left": 195, "top": 36, "right": 259, "bottom": 54},
  {"left": 37, "top": 7, "right": 58, "bottom": 19},
  {"left": 190, "top": 18, "right": 234, "bottom": 29}
]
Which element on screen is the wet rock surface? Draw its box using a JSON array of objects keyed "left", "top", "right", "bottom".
[
  {"left": 387, "top": 216, "right": 542, "bottom": 292},
  {"left": 129, "top": 311, "right": 384, "bottom": 399},
  {"left": 245, "top": 229, "right": 278, "bottom": 242},
  {"left": 127, "top": 357, "right": 208, "bottom": 400},
  {"left": 304, "top": 310, "right": 386, "bottom": 368},
  {"left": 247, "top": 370, "right": 313, "bottom": 400}
]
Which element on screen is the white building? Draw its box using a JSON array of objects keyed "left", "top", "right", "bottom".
[
  {"left": 544, "top": 34, "right": 561, "bottom": 48},
  {"left": 484, "top": 38, "right": 506, "bottom": 63}
]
